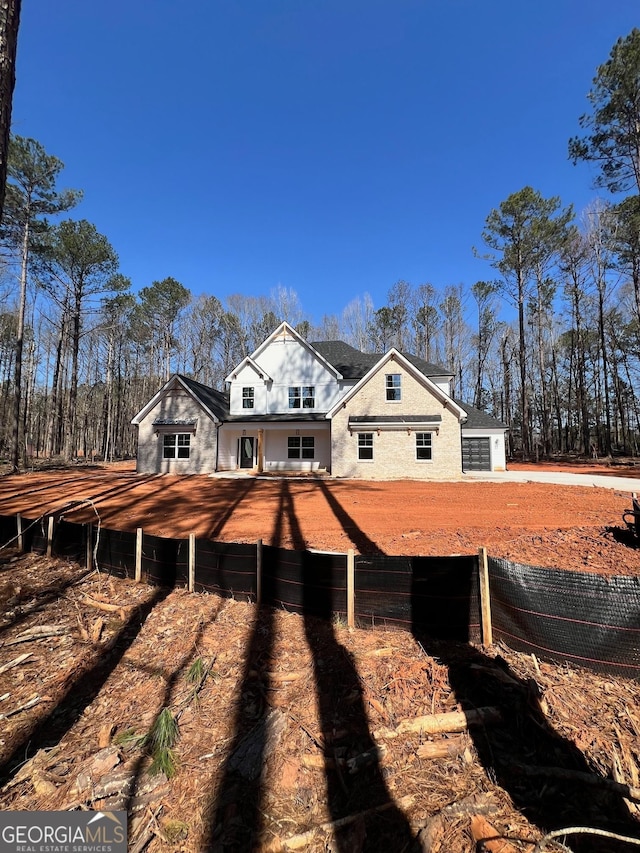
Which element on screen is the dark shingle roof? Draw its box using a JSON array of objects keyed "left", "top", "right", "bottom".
[
  {"left": 455, "top": 399, "right": 507, "bottom": 429},
  {"left": 177, "top": 375, "right": 229, "bottom": 420},
  {"left": 310, "top": 341, "right": 379, "bottom": 379},
  {"left": 311, "top": 340, "right": 453, "bottom": 381}
]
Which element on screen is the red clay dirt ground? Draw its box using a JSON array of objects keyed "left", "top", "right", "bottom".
[{"left": 0, "top": 461, "right": 639, "bottom": 575}]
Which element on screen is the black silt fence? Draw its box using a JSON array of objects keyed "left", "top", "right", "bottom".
[
  {"left": 95, "top": 527, "right": 137, "bottom": 580},
  {"left": 489, "top": 556, "right": 640, "bottom": 679},
  {"left": 0, "top": 514, "right": 17, "bottom": 548},
  {"left": 52, "top": 519, "right": 87, "bottom": 563},
  {"left": 262, "top": 547, "right": 347, "bottom": 619},
  {"left": 142, "top": 534, "right": 188, "bottom": 587},
  {"left": 24, "top": 516, "right": 47, "bottom": 555},
  {"left": 193, "top": 539, "right": 256, "bottom": 599},
  {"left": 355, "top": 554, "right": 481, "bottom": 642}
]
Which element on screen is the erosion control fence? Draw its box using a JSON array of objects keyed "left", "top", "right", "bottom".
[{"left": 1, "top": 513, "right": 639, "bottom": 680}]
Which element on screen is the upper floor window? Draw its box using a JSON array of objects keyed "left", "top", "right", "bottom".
[
  {"left": 386, "top": 373, "right": 401, "bottom": 401},
  {"left": 289, "top": 386, "right": 315, "bottom": 409},
  {"left": 242, "top": 386, "right": 254, "bottom": 409},
  {"left": 163, "top": 433, "right": 190, "bottom": 459},
  {"left": 416, "top": 432, "right": 432, "bottom": 461}
]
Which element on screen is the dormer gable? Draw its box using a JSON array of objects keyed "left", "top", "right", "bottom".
[{"left": 225, "top": 355, "right": 272, "bottom": 384}]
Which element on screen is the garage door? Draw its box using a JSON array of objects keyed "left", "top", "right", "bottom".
[{"left": 462, "top": 438, "right": 491, "bottom": 471}]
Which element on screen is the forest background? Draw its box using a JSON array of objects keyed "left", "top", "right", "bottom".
[{"left": 2, "top": 24, "right": 640, "bottom": 467}]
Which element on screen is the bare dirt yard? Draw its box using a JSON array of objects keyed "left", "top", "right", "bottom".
[
  {"left": 0, "top": 460, "right": 639, "bottom": 574},
  {"left": 1, "top": 463, "right": 640, "bottom": 852}
]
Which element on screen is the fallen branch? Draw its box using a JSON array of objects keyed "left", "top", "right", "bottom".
[
  {"left": 375, "top": 706, "right": 501, "bottom": 739},
  {"left": 129, "top": 805, "right": 163, "bottom": 853},
  {"left": 532, "top": 825, "right": 640, "bottom": 851},
  {"left": 5, "top": 626, "right": 69, "bottom": 646},
  {"left": 416, "top": 736, "right": 468, "bottom": 760},
  {"left": 259, "top": 794, "right": 415, "bottom": 852},
  {"left": 81, "top": 595, "right": 132, "bottom": 615},
  {"left": 511, "top": 762, "right": 640, "bottom": 803},
  {"left": 0, "top": 652, "right": 33, "bottom": 675},
  {"left": 0, "top": 693, "right": 40, "bottom": 719}
]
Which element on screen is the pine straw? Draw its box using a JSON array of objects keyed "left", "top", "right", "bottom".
[{"left": 0, "top": 550, "right": 639, "bottom": 852}]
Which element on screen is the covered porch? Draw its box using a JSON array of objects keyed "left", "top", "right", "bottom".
[{"left": 217, "top": 416, "right": 331, "bottom": 473}]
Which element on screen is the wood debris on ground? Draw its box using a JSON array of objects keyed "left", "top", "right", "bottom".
[{"left": 1, "top": 549, "right": 639, "bottom": 852}]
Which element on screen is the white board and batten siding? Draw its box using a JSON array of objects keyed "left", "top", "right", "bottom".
[{"left": 228, "top": 333, "right": 344, "bottom": 416}]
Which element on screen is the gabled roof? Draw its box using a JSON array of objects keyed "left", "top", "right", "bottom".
[
  {"left": 312, "top": 340, "right": 453, "bottom": 383},
  {"left": 225, "top": 355, "right": 272, "bottom": 383},
  {"left": 244, "top": 322, "right": 343, "bottom": 380},
  {"left": 131, "top": 374, "right": 229, "bottom": 425},
  {"left": 325, "top": 349, "right": 467, "bottom": 421}
]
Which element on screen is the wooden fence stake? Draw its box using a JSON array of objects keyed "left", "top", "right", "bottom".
[
  {"left": 46, "top": 516, "right": 54, "bottom": 558},
  {"left": 478, "top": 546, "right": 493, "bottom": 647},
  {"left": 16, "top": 513, "right": 23, "bottom": 552},
  {"left": 256, "top": 538, "right": 263, "bottom": 605},
  {"left": 86, "top": 523, "right": 92, "bottom": 570},
  {"left": 135, "top": 528, "right": 143, "bottom": 583},
  {"left": 189, "top": 533, "right": 196, "bottom": 592},
  {"left": 347, "top": 549, "right": 355, "bottom": 629}
]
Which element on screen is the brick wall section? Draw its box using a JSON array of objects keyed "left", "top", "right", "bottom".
[
  {"left": 331, "top": 359, "right": 463, "bottom": 480},
  {"left": 136, "top": 390, "right": 219, "bottom": 474}
]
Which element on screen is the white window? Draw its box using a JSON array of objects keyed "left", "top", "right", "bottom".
[
  {"left": 163, "top": 433, "right": 190, "bottom": 459},
  {"left": 386, "top": 373, "right": 401, "bottom": 401},
  {"left": 288, "top": 436, "right": 315, "bottom": 459},
  {"left": 358, "top": 432, "right": 373, "bottom": 460},
  {"left": 242, "top": 386, "right": 254, "bottom": 409},
  {"left": 416, "top": 432, "right": 432, "bottom": 461},
  {"left": 289, "top": 386, "right": 315, "bottom": 409}
]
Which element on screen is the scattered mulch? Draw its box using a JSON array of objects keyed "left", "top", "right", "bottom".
[{"left": 1, "top": 550, "right": 639, "bottom": 852}]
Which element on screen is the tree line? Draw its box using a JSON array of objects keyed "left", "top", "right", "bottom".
[{"left": 2, "top": 28, "right": 640, "bottom": 466}]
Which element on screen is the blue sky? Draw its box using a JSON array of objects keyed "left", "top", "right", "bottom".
[{"left": 11, "top": 1, "right": 640, "bottom": 324}]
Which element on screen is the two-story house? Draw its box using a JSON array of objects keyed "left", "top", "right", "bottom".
[{"left": 132, "top": 321, "right": 507, "bottom": 478}]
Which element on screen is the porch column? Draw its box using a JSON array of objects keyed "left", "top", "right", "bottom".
[{"left": 257, "top": 428, "right": 264, "bottom": 473}]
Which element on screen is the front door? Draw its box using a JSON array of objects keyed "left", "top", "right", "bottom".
[{"left": 239, "top": 437, "right": 254, "bottom": 469}]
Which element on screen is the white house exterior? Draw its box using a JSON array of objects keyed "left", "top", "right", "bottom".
[{"left": 132, "top": 322, "right": 507, "bottom": 479}]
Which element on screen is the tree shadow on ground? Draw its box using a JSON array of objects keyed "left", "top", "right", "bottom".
[
  {"left": 205, "top": 479, "right": 417, "bottom": 852},
  {"left": 285, "top": 480, "right": 416, "bottom": 852},
  {"left": 411, "top": 560, "right": 640, "bottom": 852},
  {"left": 0, "top": 580, "right": 175, "bottom": 788},
  {"left": 316, "top": 478, "right": 383, "bottom": 554},
  {"left": 203, "top": 481, "right": 281, "bottom": 851}
]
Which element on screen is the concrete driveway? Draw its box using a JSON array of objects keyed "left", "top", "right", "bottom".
[{"left": 464, "top": 469, "right": 640, "bottom": 492}]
